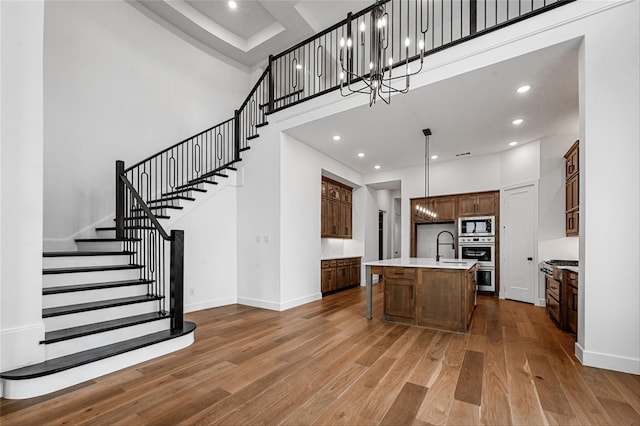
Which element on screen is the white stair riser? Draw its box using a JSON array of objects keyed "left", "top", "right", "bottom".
[
  {"left": 43, "top": 285, "right": 150, "bottom": 309},
  {"left": 44, "top": 318, "right": 171, "bottom": 360},
  {"left": 76, "top": 241, "right": 136, "bottom": 252},
  {"left": 43, "top": 269, "right": 141, "bottom": 287},
  {"left": 95, "top": 229, "right": 116, "bottom": 238},
  {"left": 148, "top": 199, "right": 181, "bottom": 207},
  {"left": 44, "top": 301, "right": 161, "bottom": 331},
  {"left": 1, "top": 332, "right": 194, "bottom": 399},
  {"left": 43, "top": 255, "right": 131, "bottom": 269}
]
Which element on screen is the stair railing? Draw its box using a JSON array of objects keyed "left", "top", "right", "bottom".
[{"left": 116, "top": 160, "right": 183, "bottom": 330}]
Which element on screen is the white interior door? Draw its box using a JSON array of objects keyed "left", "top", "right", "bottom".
[{"left": 501, "top": 183, "right": 537, "bottom": 303}]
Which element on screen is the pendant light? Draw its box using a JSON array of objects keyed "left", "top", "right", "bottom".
[{"left": 416, "top": 128, "right": 437, "bottom": 220}]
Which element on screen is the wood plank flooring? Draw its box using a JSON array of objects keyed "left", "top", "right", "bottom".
[{"left": 1, "top": 284, "right": 639, "bottom": 425}]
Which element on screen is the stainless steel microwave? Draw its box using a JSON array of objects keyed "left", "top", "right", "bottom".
[{"left": 458, "top": 216, "right": 495, "bottom": 236}]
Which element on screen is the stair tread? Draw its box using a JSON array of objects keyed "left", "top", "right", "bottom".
[
  {"left": 43, "top": 251, "right": 135, "bottom": 257},
  {"left": 148, "top": 195, "right": 195, "bottom": 203},
  {"left": 123, "top": 215, "right": 171, "bottom": 220},
  {"left": 43, "top": 295, "right": 163, "bottom": 318},
  {"left": 96, "top": 226, "right": 155, "bottom": 231},
  {"left": 43, "top": 278, "right": 153, "bottom": 295},
  {"left": 131, "top": 205, "right": 183, "bottom": 210},
  {"left": 41, "top": 312, "right": 169, "bottom": 344},
  {"left": 0, "top": 322, "right": 196, "bottom": 379},
  {"left": 162, "top": 187, "right": 207, "bottom": 196},
  {"left": 75, "top": 238, "right": 141, "bottom": 242},
  {"left": 247, "top": 134, "right": 260, "bottom": 140},
  {"left": 43, "top": 264, "right": 143, "bottom": 275}
]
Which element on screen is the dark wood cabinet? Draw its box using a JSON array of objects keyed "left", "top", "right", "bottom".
[
  {"left": 385, "top": 278, "right": 415, "bottom": 319},
  {"left": 564, "top": 141, "right": 580, "bottom": 236},
  {"left": 564, "top": 270, "right": 578, "bottom": 334},
  {"left": 412, "top": 196, "right": 456, "bottom": 223},
  {"left": 321, "top": 177, "right": 353, "bottom": 239},
  {"left": 321, "top": 257, "right": 361, "bottom": 295},
  {"left": 458, "top": 192, "right": 496, "bottom": 216},
  {"left": 382, "top": 265, "right": 476, "bottom": 332}
]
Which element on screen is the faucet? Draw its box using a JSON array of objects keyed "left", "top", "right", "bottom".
[{"left": 436, "top": 231, "right": 455, "bottom": 262}]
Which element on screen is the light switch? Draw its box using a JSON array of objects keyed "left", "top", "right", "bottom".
[
  {"left": 264, "top": 235, "right": 270, "bottom": 243},
  {"left": 255, "top": 236, "right": 261, "bottom": 243}
]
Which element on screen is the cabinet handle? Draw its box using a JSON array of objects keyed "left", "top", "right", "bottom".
[
  {"left": 568, "top": 217, "right": 573, "bottom": 229},
  {"left": 573, "top": 293, "right": 577, "bottom": 311}
]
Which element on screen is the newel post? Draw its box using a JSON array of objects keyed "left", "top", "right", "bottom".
[
  {"left": 115, "top": 160, "right": 125, "bottom": 240},
  {"left": 170, "top": 230, "right": 184, "bottom": 330}
]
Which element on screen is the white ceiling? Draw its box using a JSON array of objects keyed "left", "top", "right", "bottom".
[
  {"left": 134, "top": 1, "right": 579, "bottom": 178},
  {"left": 285, "top": 39, "right": 580, "bottom": 175},
  {"left": 135, "top": 0, "right": 371, "bottom": 69}
]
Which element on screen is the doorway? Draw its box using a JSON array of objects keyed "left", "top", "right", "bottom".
[{"left": 501, "top": 182, "right": 537, "bottom": 303}]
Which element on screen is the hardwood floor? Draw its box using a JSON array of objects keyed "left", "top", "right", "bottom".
[{"left": 2, "top": 284, "right": 639, "bottom": 425}]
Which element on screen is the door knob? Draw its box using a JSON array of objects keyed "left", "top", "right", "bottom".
[{"left": 527, "top": 257, "right": 533, "bottom": 261}]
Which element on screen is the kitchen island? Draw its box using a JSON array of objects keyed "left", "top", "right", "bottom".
[{"left": 364, "top": 258, "right": 478, "bottom": 333}]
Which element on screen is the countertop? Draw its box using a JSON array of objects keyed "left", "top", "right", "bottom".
[
  {"left": 363, "top": 257, "right": 477, "bottom": 270},
  {"left": 558, "top": 266, "right": 579, "bottom": 273},
  {"left": 320, "top": 255, "right": 363, "bottom": 260}
]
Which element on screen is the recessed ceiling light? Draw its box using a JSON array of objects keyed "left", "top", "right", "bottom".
[
  {"left": 358, "top": 152, "right": 365, "bottom": 157},
  {"left": 517, "top": 85, "right": 531, "bottom": 93},
  {"left": 332, "top": 135, "right": 341, "bottom": 141},
  {"left": 512, "top": 118, "right": 524, "bottom": 125},
  {"left": 374, "top": 165, "right": 381, "bottom": 170},
  {"left": 431, "top": 155, "right": 438, "bottom": 160},
  {"left": 228, "top": 1, "right": 237, "bottom": 9},
  {"left": 509, "top": 141, "right": 518, "bottom": 146}
]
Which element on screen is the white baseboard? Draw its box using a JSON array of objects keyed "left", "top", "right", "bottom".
[
  {"left": 237, "top": 296, "right": 281, "bottom": 311},
  {"left": 184, "top": 297, "right": 237, "bottom": 313},
  {"left": 576, "top": 341, "right": 640, "bottom": 375},
  {"left": 535, "top": 298, "right": 546, "bottom": 307},
  {"left": 280, "top": 293, "right": 322, "bottom": 311},
  {"left": 0, "top": 323, "right": 46, "bottom": 372}
]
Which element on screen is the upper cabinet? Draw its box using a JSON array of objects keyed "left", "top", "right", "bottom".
[
  {"left": 321, "top": 177, "right": 353, "bottom": 239},
  {"left": 412, "top": 196, "right": 456, "bottom": 223},
  {"left": 457, "top": 192, "right": 497, "bottom": 217},
  {"left": 564, "top": 141, "right": 580, "bottom": 236}
]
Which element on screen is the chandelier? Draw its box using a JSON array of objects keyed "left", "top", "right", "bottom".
[
  {"left": 338, "top": 1, "right": 427, "bottom": 106},
  {"left": 416, "top": 128, "right": 437, "bottom": 220}
]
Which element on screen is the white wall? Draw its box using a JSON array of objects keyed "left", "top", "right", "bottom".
[
  {"left": 168, "top": 181, "right": 238, "bottom": 313},
  {"left": 43, "top": 1, "right": 251, "bottom": 248},
  {"left": 0, "top": 0, "right": 46, "bottom": 374},
  {"left": 538, "top": 133, "right": 580, "bottom": 261},
  {"left": 279, "top": 133, "right": 365, "bottom": 308},
  {"left": 577, "top": 0, "right": 639, "bottom": 374}
]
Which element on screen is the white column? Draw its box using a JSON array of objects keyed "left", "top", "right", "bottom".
[{"left": 0, "top": 0, "right": 46, "bottom": 377}]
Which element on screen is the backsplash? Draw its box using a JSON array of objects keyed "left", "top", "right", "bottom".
[{"left": 321, "top": 238, "right": 364, "bottom": 259}]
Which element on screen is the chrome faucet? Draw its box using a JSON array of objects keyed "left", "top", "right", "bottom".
[{"left": 436, "top": 231, "right": 455, "bottom": 262}]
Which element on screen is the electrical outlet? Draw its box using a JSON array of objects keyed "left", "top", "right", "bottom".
[
  {"left": 190, "top": 288, "right": 195, "bottom": 296},
  {"left": 256, "top": 236, "right": 261, "bottom": 243},
  {"left": 264, "top": 235, "right": 270, "bottom": 243}
]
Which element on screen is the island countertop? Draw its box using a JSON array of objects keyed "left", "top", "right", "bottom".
[{"left": 364, "top": 258, "right": 477, "bottom": 270}]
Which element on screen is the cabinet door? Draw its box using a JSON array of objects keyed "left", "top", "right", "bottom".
[
  {"left": 457, "top": 195, "right": 477, "bottom": 216},
  {"left": 321, "top": 181, "right": 327, "bottom": 197},
  {"left": 434, "top": 197, "right": 456, "bottom": 221},
  {"left": 341, "top": 187, "right": 352, "bottom": 204},
  {"left": 321, "top": 197, "right": 329, "bottom": 237},
  {"left": 566, "top": 211, "right": 579, "bottom": 236},
  {"left": 336, "top": 266, "right": 350, "bottom": 289},
  {"left": 475, "top": 193, "right": 496, "bottom": 215},
  {"left": 350, "top": 264, "right": 361, "bottom": 286},
  {"left": 566, "top": 174, "right": 579, "bottom": 211},
  {"left": 329, "top": 200, "right": 341, "bottom": 237},
  {"left": 467, "top": 268, "right": 476, "bottom": 325},
  {"left": 328, "top": 183, "right": 341, "bottom": 200},
  {"left": 384, "top": 278, "right": 415, "bottom": 318},
  {"left": 567, "top": 284, "right": 578, "bottom": 334},
  {"left": 340, "top": 204, "right": 352, "bottom": 238},
  {"left": 565, "top": 143, "right": 579, "bottom": 178},
  {"left": 321, "top": 269, "right": 335, "bottom": 293}
]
